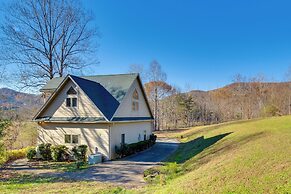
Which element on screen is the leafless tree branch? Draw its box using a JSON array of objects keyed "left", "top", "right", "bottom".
[{"left": 0, "top": 0, "right": 99, "bottom": 90}]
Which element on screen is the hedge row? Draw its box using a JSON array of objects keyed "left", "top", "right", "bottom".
[
  {"left": 115, "top": 134, "right": 157, "bottom": 158},
  {"left": 27, "top": 144, "right": 88, "bottom": 162}
]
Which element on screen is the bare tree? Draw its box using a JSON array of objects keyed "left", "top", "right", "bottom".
[
  {"left": 0, "top": 0, "right": 98, "bottom": 89},
  {"left": 145, "top": 60, "right": 168, "bottom": 130},
  {"left": 128, "top": 64, "right": 147, "bottom": 82}
]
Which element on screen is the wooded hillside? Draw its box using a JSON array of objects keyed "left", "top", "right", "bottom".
[
  {"left": 158, "top": 81, "right": 291, "bottom": 129},
  {"left": 0, "top": 88, "right": 41, "bottom": 120}
]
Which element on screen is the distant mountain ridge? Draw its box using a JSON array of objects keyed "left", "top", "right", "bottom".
[{"left": 0, "top": 88, "right": 42, "bottom": 110}]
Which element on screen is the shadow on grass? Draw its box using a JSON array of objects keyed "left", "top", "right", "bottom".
[{"left": 167, "top": 132, "right": 232, "bottom": 164}]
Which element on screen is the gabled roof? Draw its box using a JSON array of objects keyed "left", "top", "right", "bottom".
[
  {"left": 34, "top": 73, "right": 153, "bottom": 122},
  {"left": 41, "top": 73, "right": 138, "bottom": 102},
  {"left": 70, "top": 75, "right": 119, "bottom": 120}
]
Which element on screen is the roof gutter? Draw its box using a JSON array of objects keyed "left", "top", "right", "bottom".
[{"left": 36, "top": 119, "right": 154, "bottom": 124}]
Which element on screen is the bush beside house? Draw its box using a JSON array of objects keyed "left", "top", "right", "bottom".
[
  {"left": 51, "top": 145, "right": 69, "bottom": 162},
  {"left": 115, "top": 134, "right": 157, "bottom": 158},
  {"left": 33, "top": 143, "right": 88, "bottom": 163},
  {"left": 72, "top": 145, "right": 88, "bottom": 161},
  {"left": 26, "top": 147, "right": 37, "bottom": 160},
  {"left": 38, "top": 143, "right": 52, "bottom": 161}
]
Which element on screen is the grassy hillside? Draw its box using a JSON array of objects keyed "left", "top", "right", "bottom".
[
  {"left": 0, "top": 117, "right": 290, "bottom": 193},
  {"left": 141, "top": 116, "right": 291, "bottom": 193}
]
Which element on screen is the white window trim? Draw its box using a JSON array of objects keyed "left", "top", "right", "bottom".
[
  {"left": 66, "top": 91, "right": 79, "bottom": 109},
  {"left": 64, "top": 134, "right": 80, "bottom": 145}
]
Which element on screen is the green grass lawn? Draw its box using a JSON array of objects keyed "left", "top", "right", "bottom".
[
  {"left": 1, "top": 116, "right": 290, "bottom": 193},
  {"left": 0, "top": 174, "right": 124, "bottom": 194},
  {"left": 140, "top": 116, "right": 291, "bottom": 194}
]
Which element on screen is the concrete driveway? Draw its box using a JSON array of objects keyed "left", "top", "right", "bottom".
[
  {"left": 1, "top": 139, "right": 179, "bottom": 188},
  {"left": 53, "top": 138, "right": 179, "bottom": 187}
]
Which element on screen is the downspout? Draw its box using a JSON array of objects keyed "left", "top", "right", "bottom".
[{"left": 109, "top": 124, "right": 111, "bottom": 160}]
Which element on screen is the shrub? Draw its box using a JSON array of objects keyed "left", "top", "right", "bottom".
[
  {"left": 75, "top": 161, "right": 85, "bottom": 169},
  {"left": 115, "top": 143, "right": 129, "bottom": 158},
  {"left": 72, "top": 145, "right": 88, "bottom": 161},
  {"left": 51, "top": 145, "right": 69, "bottom": 162},
  {"left": 144, "top": 167, "right": 160, "bottom": 178},
  {"left": 144, "top": 163, "right": 180, "bottom": 184},
  {"left": 0, "top": 146, "right": 34, "bottom": 166},
  {"left": 115, "top": 135, "right": 157, "bottom": 158},
  {"left": 149, "top": 134, "right": 157, "bottom": 145},
  {"left": 38, "top": 143, "right": 52, "bottom": 161},
  {"left": 6, "top": 147, "right": 33, "bottom": 162},
  {"left": 26, "top": 147, "right": 37, "bottom": 160}
]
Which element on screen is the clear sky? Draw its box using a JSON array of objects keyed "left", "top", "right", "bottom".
[{"left": 2, "top": 0, "right": 291, "bottom": 91}]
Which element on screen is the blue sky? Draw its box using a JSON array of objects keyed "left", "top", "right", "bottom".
[
  {"left": 84, "top": 0, "right": 291, "bottom": 90},
  {"left": 2, "top": 0, "right": 291, "bottom": 91}
]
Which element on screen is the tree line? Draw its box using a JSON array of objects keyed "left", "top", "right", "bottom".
[
  {"left": 131, "top": 62, "right": 291, "bottom": 130},
  {"left": 0, "top": 0, "right": 290, "bottom": 130}
]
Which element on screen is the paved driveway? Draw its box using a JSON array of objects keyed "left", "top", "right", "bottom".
[{"left": 52, "top": 138, "right": 179, "bottom": 187}]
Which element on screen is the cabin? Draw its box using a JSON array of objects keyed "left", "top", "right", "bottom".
[{"left": 33, "top": 73, "right": 154, "bottom": 160}]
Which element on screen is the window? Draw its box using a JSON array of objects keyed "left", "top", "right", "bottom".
[
  {"left": 144, "top": 130, "right": 147, "bottom": 141},
  {"left": 72, "top": 135, "right": 79, "bottom": 144},
  {"left": 67, "top": 87, "right": 77, "bottom": 95},
  {"left": 65, "top": 134, "right": 79, "bottom": 144},
  {"left": 65, "top": 134, "right": 71, "bottom": 143},
  {"left": 66, "top": 97, "right": 77, "bottom": 107},
  {"left": 66, "top": 98, "right": 71, "bottom": 107},
  {"left": 132, "top": 89, "right": 139, "bottom": 111},
  {"left": 72, "top": 98, "right": 77, "bottom": 107},
  {"left": 121, "top": 134, "right": 125, "bottom": 144},
  {"left": 132, "top": 101, "right": 139, "bottom": 111},
  {"left": 66, "top": 87, "right": 78, "bottom": 108},
  {"left": 133, "top": 90, "right": 139, "bottom": 100}
]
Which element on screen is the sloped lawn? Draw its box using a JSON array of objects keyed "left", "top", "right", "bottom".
[{"left": 139, "top": 116, "right": 291, "bottom": 193}]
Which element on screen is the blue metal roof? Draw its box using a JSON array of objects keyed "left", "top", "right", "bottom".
[{"left": 70, "top": 75, "right": 120, "bottom": 120}]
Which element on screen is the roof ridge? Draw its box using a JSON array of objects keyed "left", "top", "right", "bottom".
[
  {"left": 46, "top": 73, "right": 139, "bottom": 80},
  {"left": 80, "top": 73, "right": 138, "bottom": 77}
]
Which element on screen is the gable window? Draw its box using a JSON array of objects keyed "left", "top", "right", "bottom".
[
  {"left": 67, "top": 87, "right": 77, "bottom": 95},
  {"left": 66, "top": 97, "right": 77, "bottom": 107},
  {"left": 66, "top": 87, "right": 78, "bottom": 108},
  {"left": 65, "top": 134, "right": 79, "bottom": 144},
  {"left": 66, "top": 98, "right": 71, "bottom": 107},
  {"left": 132, "top": 89, "right": 139, "bottom": 111},
  {"left": 72, "top": 98, "right": 77, "bottom": 107}
]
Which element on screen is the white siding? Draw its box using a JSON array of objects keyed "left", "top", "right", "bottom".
[
  {"left": 109, "top": 121, "right": 153, "bottom": 159},
  {"left": 39, "top": 79, "right": 103, "bottom": 118},
  {"left": 113, "top": 79, "right": 152, "bottom": 118},
  {"left": 38, "top": 122, "right": 110, "bottom": 159}
]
